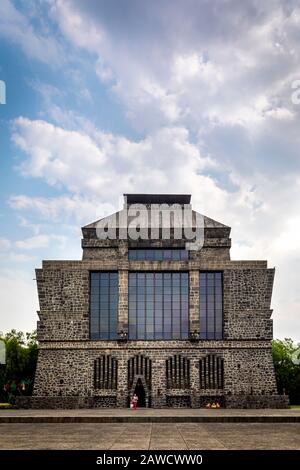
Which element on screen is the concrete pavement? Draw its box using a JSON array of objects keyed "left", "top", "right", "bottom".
[{"left": 1, "top": 422, "right": 300, "bottom": 450}]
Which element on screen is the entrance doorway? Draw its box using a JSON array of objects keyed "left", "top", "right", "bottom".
[
  {"left": 134, "top": 378, "right": 146, "bottom": 407},
  {"left": 128, "top": 355, "right": 152, "bottom": 408},
  {"left": 128, "top": 375, "right": 151, "bottom": 408}
]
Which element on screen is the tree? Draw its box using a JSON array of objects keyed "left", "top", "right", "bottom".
[
  {"left": 0, "top": 330, "right": 38, "bottom": 403},
  {"left": 272, "top": 338, "right": 300, "bottom": 405}
]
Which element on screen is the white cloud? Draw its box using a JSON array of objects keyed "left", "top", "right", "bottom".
[
  {"left": 4, "top": 0, "right": 300, "bottom": 340},
  {"left": 0, "top": 0, "right": 63, "bottom": 65},
  {"left": 172, "top": 53, "right": 223, "bottom": 89},
  {"left": 15, "top": 234, "right": 66, "bottom": 250},
  {"left": 96, "top": 58, "right": 114, "bottom": 83},
  {"left": 49, "top": 0, "right": 104, "bottom": 52},
  {"left": 0, "top": 239, "right": 11, "bottom": 251},
  {"left": 1, "top": 252, "right": 36, "bottom": 263},
  {"left": 0, "top": 269, "right": 38, "bottom": 333},
  {"left": 12, "top": 117, "right": 216, "bottom": 200},
  {"left": 12, "top": 117, "right": 106, "bottom": 191},
  {"left": 49, "top": 0, "right": 300, "bottom": 133},
  {"left": 9, "top": 194, "right": 115, "bottom": 226}
]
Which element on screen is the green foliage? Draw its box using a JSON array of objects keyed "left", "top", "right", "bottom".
[
  {"left": 0, "top": 329, "right": 38, "bottom": 403},
  {"left": 272, "top": 338, "right": 300, "bottom": 405}
]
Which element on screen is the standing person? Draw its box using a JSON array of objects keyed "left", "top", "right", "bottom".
[{"left": 132, "top": 393, "right": 138, "bottom": 410}]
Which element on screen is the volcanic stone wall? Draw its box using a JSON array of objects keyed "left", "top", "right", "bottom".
[{"left": 31, "top": 222, "right": 287, "bottom": 408}]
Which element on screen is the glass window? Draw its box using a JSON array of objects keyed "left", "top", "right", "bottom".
[
  {"left": 180, "top": 250, "right": 189, "bottom": 261},
  {"left": 144, "top": 250, "right": 151, "bottom": 260},
  {"left": 199, "top": 272, "right": 223, "bottom": 340},
  {"left": 128, "top": 272, "right": 189, "bottom": 340},
  {"left": 90, "top": 272, "right": 118, "bottom": 340},
  {"left": 136, "top": 250, "right": 145, "bottom": 260},
  {"left": 128, "top": 250, "right": 136, "bottom": 260},
  {"left": 129, "top": 249, "right": 189, "bottom": 261}
]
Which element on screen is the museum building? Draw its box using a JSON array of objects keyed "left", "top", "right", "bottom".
[{"left": 29, "top": 194, "right": 288, "bottom": 408}]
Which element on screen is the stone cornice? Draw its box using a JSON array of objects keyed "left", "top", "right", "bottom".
[{"left": 38, "top": 339, "right": 272, "bottom": 350}]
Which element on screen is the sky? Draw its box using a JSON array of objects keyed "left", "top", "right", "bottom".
[{"left": 0, "top": 0, "right": 300, "bottom": 340}]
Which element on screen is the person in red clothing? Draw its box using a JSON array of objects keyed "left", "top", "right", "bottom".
[{"left": 131, "top": 393, "right": 138, "bottom": 410}]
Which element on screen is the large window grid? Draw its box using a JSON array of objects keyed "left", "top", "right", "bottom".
[
  {"left": 129, "top": 249, "right": 188, "bottom": 261},
  {"left": 128, "top": 272, "right": 189, "bottom": 340},
  {"left": 90, "top": 272, "right": 118, "bottom": 340},
  {"left": 199, "top": 272, "right": 223, "bottom": 340}
]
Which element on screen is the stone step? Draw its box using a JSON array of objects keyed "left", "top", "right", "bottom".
[{"left": 1, "top": 410, "right": 299, "bottom": 423}]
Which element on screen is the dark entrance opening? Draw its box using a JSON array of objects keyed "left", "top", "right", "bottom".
[{"left": 134, "top": 378, "right": 146, "bottom": 407}]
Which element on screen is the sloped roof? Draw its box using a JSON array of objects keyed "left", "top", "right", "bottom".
[{"left": 82, "top": 209, "right": 230, "bottom": 230}]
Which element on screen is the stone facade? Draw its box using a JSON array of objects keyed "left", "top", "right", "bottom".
[{"left": 29, "top": 194, "right": 288, "bottom": 409}]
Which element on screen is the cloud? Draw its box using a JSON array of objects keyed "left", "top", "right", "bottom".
[
  {"left": 95, "top": 58, "right": 114, "bottom": 84},
  {"left": 0, "top": 269, "right": 38, "bottom": 333},
  {"left": 12, "top": 117, "right": 216, "bottom": 200},
  {"left": 49, "top": 0, "right": 300, "bottom": 133},
  {"left": 49, "top": 0, "right": 105, "bottom": 53},
  {"left": 3, "top": 0, "right": 300, "bottom": 340},
  {"left": 0, "top": 252, "right": 36, "bottom": 263},
  {"left": 9, "top": 194, "right": 114, "bottom": 226},
  {"left": 0, "top": 239, "right": 11, "bottom": 251},
  {"left": 0, "top": 0, "right": 63, "bottom": 65},
  {"left": 15, "top": 234, "right": 66, "bottom": 250},
  {"left": 12, "top": 117, "right": 106, "bottom": 191}
]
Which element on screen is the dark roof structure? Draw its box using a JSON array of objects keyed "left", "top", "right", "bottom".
[{"left": 124, "top": 194, "right": 191, "bottom": 205}]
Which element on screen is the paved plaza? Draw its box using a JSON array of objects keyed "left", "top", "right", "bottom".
[
  {"left": 1, "top": 409, "right": 299, "bottom": 450},
  {"left": 1, "top": 422, "right": 300, "bottom": 450}
]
